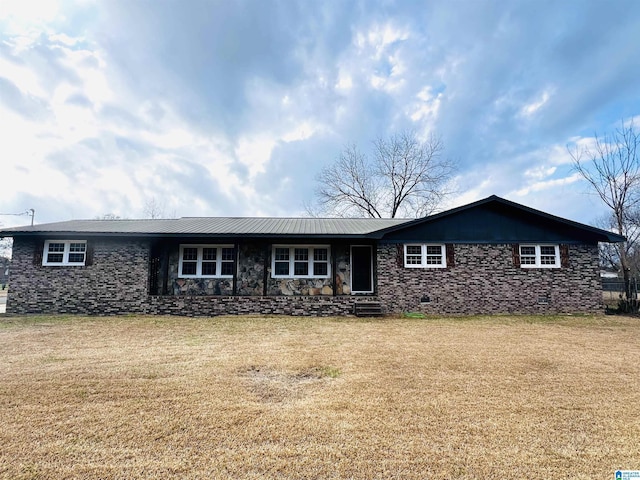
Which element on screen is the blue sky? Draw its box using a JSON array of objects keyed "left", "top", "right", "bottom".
[{"left": 1, "top": 0, "right": 640, "bottom": 228}]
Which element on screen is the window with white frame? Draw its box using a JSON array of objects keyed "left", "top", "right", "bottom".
[
  {"left": 404, "top": 244, "right": 447, "bottom": 268},
  {"left": 272, "top": 245, "right": 331, "bottom": 278},
  {"left": 179, "top": 245, "right": 235, "bottom": 278},
  {"left": 519, "top": 244, "right": 560, "bottom": 268},
  {"left": 43, "top": 240, "right": 87, "bottom": 266}
]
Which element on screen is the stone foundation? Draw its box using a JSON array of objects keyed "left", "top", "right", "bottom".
[{"left": 146, "top": 295, "right": 358, "bottom": 317}]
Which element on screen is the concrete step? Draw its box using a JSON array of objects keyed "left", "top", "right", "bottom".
[{"left": 353, "top": 301, "right": 384, "bottom": 317}]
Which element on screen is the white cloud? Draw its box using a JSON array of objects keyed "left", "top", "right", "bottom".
[
  {"left": 335, "top": 72, "right": 353, "bottom": 91},
  {"left": 513, "top": 172, "right": 582, "bottom": 197},
  {"left": 0, "top": 46, "right": 47, "bottom": 98},
  {"left": 356, "top": 22, "right": 410, "bottom": 59},
  {"left": 0, "top": 0, "right": 61, "bottom": 36},
  {"left": 520, "top": 89, "right": 552, "bottom": 117},
  {"left": 235, "top": 134, "right": 277, "bottom": 178},
  {"left": 409, "top": 86, "right": 442, "bottom": 125},
  {"left": 524, "top": 165, "right": 556, "bottom": 180}
]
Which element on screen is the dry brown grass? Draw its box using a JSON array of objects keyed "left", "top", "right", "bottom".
[{"left": 0, "top": 314, "right": 638, "bottom": 479}]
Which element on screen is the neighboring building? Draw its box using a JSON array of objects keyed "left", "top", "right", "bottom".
[{"left": 0, "top": 195, "right": 625, "bottom": 316}]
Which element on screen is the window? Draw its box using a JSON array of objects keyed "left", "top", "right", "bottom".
[
  {"left": 271, "top": 246, "right": 331, "bottom": 278},
  {"left": 43, "top": 240, "right": 87, "bottom": 266},
  {"left": 519, "top": 245, "right": 560, "bottom": 268},
  {"left": 404, "top": 244, "right": 447, "bottom": 268},
  {"left": 179, "top": 245, "right": 234, "bottom": 278}
]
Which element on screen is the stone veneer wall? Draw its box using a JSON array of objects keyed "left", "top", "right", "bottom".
[
  {"left": 265, "top": 244, "right": 351, "bottom": 296},
  {"left": 237, "top": 242, "right": 265, "bottom": 296},
  {"left": 376, "top": 243, "right": 603, "bottom": 315},
  {"left": 7, "top": 237, "right": 150, "bottom": 315},
  {"left": 165, "top": 242, "right": 352, "bottom": 297},
  {"left": 146, "top": 295, "right": 357, "bottom": 317},
  {"left": 168, "top": 249, "right": 234, "bottom": 296}
]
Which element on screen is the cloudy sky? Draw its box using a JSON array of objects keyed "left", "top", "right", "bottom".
[{"left": 1, "top": 0, "right": 640, "bottom": 228}]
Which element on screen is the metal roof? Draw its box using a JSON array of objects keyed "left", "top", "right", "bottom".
[
  {"left": 0, "top": 196, "right": 625, "bottom": 243},
  {"left": 0, "top": 216, "right": 412, "bottom": 237}
]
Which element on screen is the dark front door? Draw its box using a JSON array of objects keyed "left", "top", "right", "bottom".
[{"left": 351, "top": 246, "right": 373, "bottom": 293}]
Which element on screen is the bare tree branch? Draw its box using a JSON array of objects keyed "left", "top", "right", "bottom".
[
  {"left": 315, "top": 144, "right": 384, "bottom": 218},
  {"left": 143, "top": 197, "right": 167, "bottom": 219},
  {"left": 569, "top": 120, "right": 640, "bottom": 302},
  {"left": 313, "top": 132, "right": 456, "bottom": 218}
]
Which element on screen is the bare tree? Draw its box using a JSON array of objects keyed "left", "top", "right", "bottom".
[
  {"left": 143, "top": 197, "right": 166, "bottom": 219},
  {"left": 595, "top": 213, "right": 640, "bottom": 273},
  {"left": 313, "top": 131, "right": 455, "bottom": 218},
  {"left": 569, "top": 120, "right": 640, "bottom": 305},
  {"left": 0, "top": 237, "right": 12, "bottom": 259}
]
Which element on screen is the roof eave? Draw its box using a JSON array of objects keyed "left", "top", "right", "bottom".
[{"left": 0, "top": 230, "right": 379, "bottom": 240}]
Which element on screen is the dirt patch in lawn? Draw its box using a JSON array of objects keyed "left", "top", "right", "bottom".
[{"left": 240, "top": 365, "right": 338, "bottom": 403}]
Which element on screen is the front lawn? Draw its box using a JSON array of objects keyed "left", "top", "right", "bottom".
[{"left": 0, "top": 315, "right": 638, "bottom": 479}]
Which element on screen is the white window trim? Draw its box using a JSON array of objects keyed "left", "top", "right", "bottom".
[
  {"left": 519, "top": 244, "right": 560, "bottom": 269},
  {"left": 271, "top": 245, "right": 331, "bottom": 279},
  {"left": 178, "top": 244, "right": 235, "bottom": 278},
  {"left": 404, "top": 244, "right": 447, "bottom": 269},
  {"left": 42, "top": 240, "right": 87, "bottom": 266}
]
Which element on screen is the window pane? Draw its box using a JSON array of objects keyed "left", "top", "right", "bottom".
[
  {"left": 221, "top": 248, "right": 234, "bottom": 261},
  {"left": 520, "top": 246, "right": 535, "bottom": 256},
  {"left": 181, "top": 262, "right": 197, "bottom": 275},
  {"left": 314, "top": 248, "right": 328, "bottom": 261},
  {"left": 540, "top": 246, "right": 555, "bottom": 255},
  {"left": 294, "top": 248, "right": 308, "bottom": 261},
  {"left": 520, "top": 246, "right": 536, "bottom": 264},
  {"left": 426, "top": 245, "right": 442, "bottom": 255},
  {"left": 48, "top": 243, "right": 65, "bottom": 253},
  {"left": 221, "top": 262, "right": 234, "bottom": 276},
  {"left": 406, "top": 245, "right": 422, "bottom": 255},
  {"left": 425, "top": 245, "right": 443, "bottom": 265},
  {"left": 68, "top": 253, "right": 85, "bottom": 263},
  {"left": 47, "top": 253, "right": 64, "bottom": 263},
  {"left": 275, "top": 248, "right": 289, "bottom": 261},
  {"left": 425, "top": 255, "right": 442, "bottom": 265},
  {"left": 202, "top": 262, "right": 216, "bottom": 275},
  {"left": 275, "top": 261, "right": 289, "bottom": 276},
  {"left": 314, "top": 262, "right": 328, "bottom": 276},
  {"left": 69, "top": 243, "right": 86, "bottom": 253},
  {"left": 202, "top": 248, "right": 216, "bottom": 261},
  {"left": 182, "top": 247, "right": 198, "bottom": 261},
  {"left": 294, "top": 262, "right": 308, "bottom": 276}
]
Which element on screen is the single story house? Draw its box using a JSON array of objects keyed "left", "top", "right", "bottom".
[{"left": 0, "top": 195, "right": 624, "bottom": 316}]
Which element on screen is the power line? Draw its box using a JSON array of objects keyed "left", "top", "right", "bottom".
[{"left": 0, "top": 209, "right": 35, "bottom": 226}]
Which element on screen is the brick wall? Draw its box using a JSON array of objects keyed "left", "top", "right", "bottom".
[
  {"left": 7, "top": 237, "right": 150, "bottom": 315},
  {"left": 377, "top": 243, "right": 603, "bottom": 314}
]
